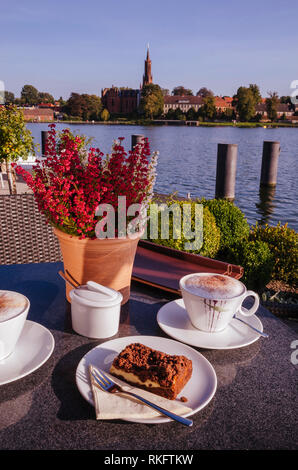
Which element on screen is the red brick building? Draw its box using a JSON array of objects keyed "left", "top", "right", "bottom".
[
  {"left": 20, "top": 107, "right": 54, "bottom": 122},
  {"left": 101, "top": 87, "right": 140, "bottom": 115},
  {"left": 101, "top": 87, "right": 121, "bottom": 114},
  {"left": 214, "top": 96, "right": 234, "bottom": 113}
]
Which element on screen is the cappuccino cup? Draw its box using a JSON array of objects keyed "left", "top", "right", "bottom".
[
  {"left": 179, "top": 273, "right": 259, "bottom": 333},
  {"left": 0, "top": 290, "right": 30, "bottom": 360}
]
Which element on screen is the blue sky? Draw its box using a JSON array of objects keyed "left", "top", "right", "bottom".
[{"left": 1, "top": 0, "right": 297, "bottom": 99}]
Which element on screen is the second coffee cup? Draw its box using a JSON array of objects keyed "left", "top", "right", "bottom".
[{"left": 179, "top": 273, "right": 260, "bottom": 333}]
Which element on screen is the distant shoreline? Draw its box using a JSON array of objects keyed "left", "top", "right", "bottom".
[{"left": 26, "top": 120, "right": 298, "bottom": 128}]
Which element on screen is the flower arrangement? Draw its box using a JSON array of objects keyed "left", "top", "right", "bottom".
[{"left": 14, "top": 124, "right": 158, "bottom": 238}]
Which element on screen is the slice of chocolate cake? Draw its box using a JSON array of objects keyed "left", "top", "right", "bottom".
[{"left": 110, "top": 343, "right": 192, "bottom": 400}]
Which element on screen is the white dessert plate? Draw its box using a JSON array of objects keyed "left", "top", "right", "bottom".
[
  {"left": 0, "top": 320, "right": 55, "bottom": 385},
  {"left": 76, "top": 335, "right": 217, "bottom": 424},
  {"left": 157, "top": 298, "right": 264, "bottom": 350}
]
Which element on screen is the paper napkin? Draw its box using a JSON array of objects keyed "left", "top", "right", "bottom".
[{"left": 89, "top": 364, "right": 192, "bottom": 420}]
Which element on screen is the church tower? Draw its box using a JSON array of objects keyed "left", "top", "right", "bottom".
[{"left": 142, "top": 44, "right": 153, "bottom": 87}]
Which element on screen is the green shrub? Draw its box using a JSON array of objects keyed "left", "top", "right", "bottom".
[
  {"left": 199, "top": 205, "right": 221, "bottom": 257},
  {"left": 200, "top": 198, "right": 250, "bottom": 253},
  {"left": 62, "top": 115, "right": 83, "bottom": 121},
  {"left": 147, "top": 198, "right": 220, "bottom": 258},
  {"left": 250, "top": 223, "right": 298, "bottom": 286},
  {"left": 145, "top": 195, "right": 297, "bottom": 290},
  {"left": 224, "top": 239, "right": 274, "bottom": 291}
]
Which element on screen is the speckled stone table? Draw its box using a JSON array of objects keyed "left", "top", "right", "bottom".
[{"left": 0, "top": 262, "right": 297, "bottom": 450}]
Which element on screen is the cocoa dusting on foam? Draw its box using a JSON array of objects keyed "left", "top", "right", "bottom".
[
  {"left": 0, "top": 292, "right": 27, "bottom": 322},
  {"left": 185, "top": 274, "right": 243, "bottom": 299}
]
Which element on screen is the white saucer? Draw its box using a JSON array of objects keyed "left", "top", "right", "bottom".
[
  {"left": 157, "top": 299, "right": 264, "bottom": 350},
  {"left": 76, "top": 335, "right": 217, "bottom": 424},
  {"left": 0, "top": 320, "right": 55, "bottom": 385}
]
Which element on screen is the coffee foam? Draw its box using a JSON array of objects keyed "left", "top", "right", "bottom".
[
  {"left": 0, "top": 291, "right": 28, "bottom": 322},
  {"left": 184, "top": 274, "right": 244, "bottom": 300}
]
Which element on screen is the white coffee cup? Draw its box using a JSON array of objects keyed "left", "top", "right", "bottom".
[
  {"left": 69, "top": 283, "right": 123, "bottom": 339},
  {"left": 0, "top": 290, "right": 30, "bottom": 360},
  {"left": 179, "top": 273, "right": 259, "bottom": 333}
]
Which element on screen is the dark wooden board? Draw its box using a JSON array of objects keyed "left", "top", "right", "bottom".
[{"left": 132, "top": 240, "right": 243, "bottom": 294}]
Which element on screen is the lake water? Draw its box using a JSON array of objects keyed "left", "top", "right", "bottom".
[{"left": 27, "top": 123, "right": 298, "bottom": 232}]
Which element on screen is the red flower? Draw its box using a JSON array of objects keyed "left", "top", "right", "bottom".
[{"left": 15, "top": 124, "right": 157, "bottom": 238}]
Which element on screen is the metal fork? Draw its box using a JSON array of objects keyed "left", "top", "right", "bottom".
[{"left": 90, "top": 366, "right": 193, "bottom": 427}]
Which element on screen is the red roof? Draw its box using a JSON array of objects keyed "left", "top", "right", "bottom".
[
  {"left": 214, "top": 97, "right": 230, "bottom": 107},
  {"left": 222, "top": 96, "right": 233, "bottom": 103},
  {"left": 38, "top": 103, "right": 55, "bottom": 108},
  {"left": 22, "top": 108, "right": 54, "bottom": 115},
  {"left": 255, "top": 103, "right": 291, "bottom": 113}
]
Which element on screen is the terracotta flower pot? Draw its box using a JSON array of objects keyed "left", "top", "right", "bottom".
[{"left": 53, "top": 228, "right": 141, "bottom": 304}]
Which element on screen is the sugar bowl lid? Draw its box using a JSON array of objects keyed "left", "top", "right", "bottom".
[{"left": 70, "top": 281, "right": 122, "bottom": 307}]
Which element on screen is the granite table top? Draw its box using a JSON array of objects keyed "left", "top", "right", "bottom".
[{"left": 0, "top": 262, "right": 297, "bottom": 451}]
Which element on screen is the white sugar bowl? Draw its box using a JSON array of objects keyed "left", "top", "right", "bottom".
[{"left": 69, "top": 281, "right": 123, "bottom": 339}]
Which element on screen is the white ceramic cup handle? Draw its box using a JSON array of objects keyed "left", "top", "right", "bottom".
[{"left": 238, "top": 290, "right": 260, "bottom": 316}]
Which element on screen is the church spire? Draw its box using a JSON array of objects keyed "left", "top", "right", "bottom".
[{"left": 142, "top": 44, "right": 153, "bottom": 88}]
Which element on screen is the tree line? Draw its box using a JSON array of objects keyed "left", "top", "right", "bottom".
[
  {"left": 4, "top": 83, "right": 295, "bottom": 123},
  {"left": 141, "top": 83, "right": 294, "bottom": 122},
  {"left": 4, "top": 85, "right": 106, "bottom": 121},
  {"left": 5, "top": 85, "right": 56, "bottom": 106}
]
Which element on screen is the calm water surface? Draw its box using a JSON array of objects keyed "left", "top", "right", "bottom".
[{"left": 27, "top": 123, "right": 298, "bottom": 231}]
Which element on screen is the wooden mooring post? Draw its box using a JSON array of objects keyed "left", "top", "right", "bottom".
[
  {"left": 215, "top": 143, "right": 238, "bottom": 200},
  {"left": 260, "top": 141, "right": 280, "bottom": 187},
  {"left": 41, "top": 131, "right": 49, "bottom": 157},
  {"left": 131, "top": 134, "right": 145, "bottom": 150}
]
